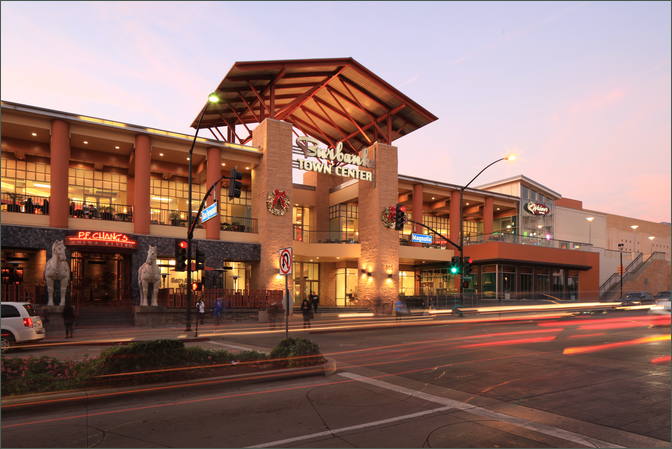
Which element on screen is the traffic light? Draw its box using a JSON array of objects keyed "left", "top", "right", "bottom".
[
  {"left": 191, "top": 281, "right": 203, "bottom": 292},
  {"left": 463, "top": 257, "right": 473, "bottom": 276},
  {"left": 394, "top": 204, "right": 407, "bottom": 231},
  {"left": 195, "top": 249, "right": 205, "bottom": 270},
  {"left": 449, "top": 256, "right": 461, "bottom": 275},
  {"left": 228, "top": 168, "right": 242, "bottom": 199},
  {"left": 175, "top": 240, "right": 188, "bottom": 272}
]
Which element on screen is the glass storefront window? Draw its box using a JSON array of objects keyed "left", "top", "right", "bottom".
[
  {"left": 399, "top": 271, "right": 415, "bottom": 296},
  {"left": 68, "top": 165, "right": 128, "bottom": 210},
  {"left": 293, "top": 262, "right": 319, "bottom": 305},
  {"left": 520, "top": 185, "right": 554, "bottom": 238},
  {"left": 222, "top": 262, "right": 251, "bottom": 291},
  {"left": 150, "top": 176, "right": 205, "bottom": 224},
  {"left": 463, "top": 220, "right": 482, "bottom": 239},
  {"left": 329, "top": 203, "right": 358, "bottom": 241},
  {"left": 335, "top": 267, "right": 358, "bottom": 307},
  {"left": 1, "top": 154, "right": 51, "bottom": 198},
  {"left": 293, "top": 206, "right": 311, "bottom": 241},
  {"left": 419, "top": 268, "right": 456, "bottom": 295},
  {"left": 157, "top": 259, "right": 201, "bottom": 289},
  {"left": 494, "top": 216, "right": 517, "bottom": 235}
]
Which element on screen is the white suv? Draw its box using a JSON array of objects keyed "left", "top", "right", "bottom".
[{"left": 1, "top": 302, "right": 45, "bottom": 350}]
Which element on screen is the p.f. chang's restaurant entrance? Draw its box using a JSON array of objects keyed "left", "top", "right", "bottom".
[{"left": 65, "top": 232, "right": 136, "bottom": 309}]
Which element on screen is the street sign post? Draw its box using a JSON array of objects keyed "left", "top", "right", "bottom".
[
  {"left": 279, "top": 248, "right": 293, "bottom": 338},
  {"left": 411, "top": 233, "right": 433, "bottom": 244},
  {"left": 200, "top": 202, "right": 218, "bottom": 224}
]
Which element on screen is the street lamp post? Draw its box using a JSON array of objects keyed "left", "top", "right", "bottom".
[
  {"left": 618, "top": 242, "right": 624, "bottom": 299},
  {"left": 185, "top": 92, "right": 220, "bottom": 332},
  {"left": 459, "top": 154, "right": 516, "bottom": 303},
  {"left": 585, "top": 216, "right": 594, "bottom": 244}
]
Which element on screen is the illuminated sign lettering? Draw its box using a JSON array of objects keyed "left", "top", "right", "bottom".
[
  {"left": 65, "top": 231, "right": 137, "bottom": 248},
  {"left": 524, "top": 201, "right": 550, "bottom": 215},
  {"left": 294, "top": 136, "right": 374, "bottom": 182}
]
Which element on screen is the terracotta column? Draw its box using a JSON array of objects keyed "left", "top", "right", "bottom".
[
  {"left": 127, "top": 177, "right": 135, "bottom": 207},
  {"left": 205, "top": 146, "right": 222, "bottom": 240},
  {"left": 133, "top": 134, "right": 151, "bottom": 235},
  {"left": 483, "top": 197, "right": 494, "bottom": 235},
  {"left": 357, "top": 142, "right": 399, "bottom": 314},
  {"left": 49, "top": 120, "right": 70, "bottom": 228},
  {"left": 412, "top": 183, "right": 424, "bottom": 246},
  {"left": 251, "top": 119, "right": 294, "bottom": 296},
  {"left": 450, "top": 190, "right": 461, "bottom": 244}
]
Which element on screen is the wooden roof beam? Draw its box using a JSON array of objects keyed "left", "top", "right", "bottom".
[
  {"left": 289, "top": 114, "right": 337, "bottom": 148},
  {"left": 326, "top": 85, "right": 373, "bottom": 145},
  {"left": 275, "top": 66, "right": 347, "bottom": 121},
  {"left": 337, "top": 104, "right": 406, "bottom": 145},
  {"left": 331, "top": 82, "right": 386, "bottom": 139},
  {"left": 300, "top": 105, "right": 359, "bottom": 153}
]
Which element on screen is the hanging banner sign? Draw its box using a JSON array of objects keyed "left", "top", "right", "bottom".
[
  {"left": 65, "top": 231, "right": 137, "bottom": 248},
  {"left": 294, "top": 136, "right": 374, "bottom": 182},
  {"left": 524, "top": 201, "right": 550, "bottom": 215}
]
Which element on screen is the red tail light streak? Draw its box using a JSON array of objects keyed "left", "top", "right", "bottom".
[{"left": 563, "top": 334, "right": 670, "bottom": 355}]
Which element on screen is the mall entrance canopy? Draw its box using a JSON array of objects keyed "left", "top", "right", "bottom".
[{"left": 192, "top": 58, "right": 438, "bottom": 152}]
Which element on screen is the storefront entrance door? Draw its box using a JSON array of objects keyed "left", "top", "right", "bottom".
[{"left": 70, "top": 251, "right": 131, "bottom": 305}]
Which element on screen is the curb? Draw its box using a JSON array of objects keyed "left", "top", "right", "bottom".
[
  {"left": 18, "top": 336, "right": 211, "bottom": 349},
  {"left": 2, "top": 359, "right": 334, "bottom": 409}
]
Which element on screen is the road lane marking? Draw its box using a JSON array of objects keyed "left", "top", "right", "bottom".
[
  {"left": 247, "top": 406, "right": 453, "bottom": 448},
  {"left": 206, "top": 341, "right": 265, "bottom": 352},
  {"left": 339, "top": 372, "right": 624, "bottom": 449}
]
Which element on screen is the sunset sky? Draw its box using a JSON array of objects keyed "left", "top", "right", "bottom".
[{"left": 2, "top": 1, "right": 670, "bottom": 222}]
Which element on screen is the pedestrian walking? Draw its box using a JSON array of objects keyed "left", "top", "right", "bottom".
[
  {"left": 196, "top": 298, "right": 206, "bottom": 325},
  {"left": 301, "top": 298, "right": 313, "bottom": 329},
  {"left": 62, "top": 303, "right": 76, "bottom": 338},
  {"left": 213, "top": 298, "right": 224, "bottom": 325},
  {"left": 310, "top": 292, "right": 319, "bottom": 314}
]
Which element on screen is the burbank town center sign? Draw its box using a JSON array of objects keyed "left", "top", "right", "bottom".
[{"left": 294, "top": 136, "right": 374, "bottom": 181}]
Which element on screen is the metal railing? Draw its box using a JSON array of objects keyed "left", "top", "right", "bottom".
[
  {"left": 163, "top": 289, "right": 282, "bottom": 309},
  {"left": 150, "top": 209, "right": 204, "bottom": 228},
  {"left": 70, "top": 200, "right": 133, "bottom": 222},
  {"left": 1, "top": 193, "right": 50, "bottom": 215},
  {"left": 220, "top": 215, "right": 257, "bottom": 233},
  {"left": 465, "top": 232, "right": 594, "bottom": 250},
  {"left": 599, "top": 252, "right": 643, "bottom": 297},
  {"left": 293, "top": 226, "right": 359, "bottom": 243}
]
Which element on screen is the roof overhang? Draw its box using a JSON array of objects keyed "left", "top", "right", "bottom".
[{"left": 191, "top": 58, "right": 438, "bottom": 152}]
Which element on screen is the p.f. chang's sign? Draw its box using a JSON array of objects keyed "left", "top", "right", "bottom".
[
  {"left": 524, "top": 201, "right": 550, "bottom": 215},
  {"left": 294, "top": 136, "right": 374, "bottom": 182},
  {"left": 65, "top": 231, "right": 137, "bottom": 249}
]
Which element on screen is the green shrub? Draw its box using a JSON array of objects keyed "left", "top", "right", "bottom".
[
  {"left": 270, "top": 338, "right": 325, "bottom": 367},
  {"left": 98, "top": 339, "right": 189, "bottom": 374},
  {"left": 1, "top": 356, "right": 100, "bottom": 395}
]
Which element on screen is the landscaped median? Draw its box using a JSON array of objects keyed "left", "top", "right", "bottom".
[{"left": 1, "top": 338, "right": 329, "bottom": 402}]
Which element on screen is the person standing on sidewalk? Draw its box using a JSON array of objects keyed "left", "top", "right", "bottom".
[
  {"left": 213, "top": 298, "right": 223, "bottom": 325},
  {"left": 62, "top": 303, "right": 76, "bottom": 338},
  {"left": 301, "top": 298, "right": 313, "bottom": 329},
  {"left": 196, "top": 298, "right": 206, "bottom": 325},
  {"left": 310, "top": 292, "right": 319, "bottom": 314}
]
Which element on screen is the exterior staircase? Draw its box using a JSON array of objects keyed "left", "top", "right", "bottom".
[{"left": 600, "top": 252, "right": 670, "bottom": 300}]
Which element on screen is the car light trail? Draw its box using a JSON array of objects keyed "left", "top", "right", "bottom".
[
  {"left": 563, "top": 334, "right": 670, "bottom": 355},
  {"left": 1, "top": 352, "right": 524, "bottom": 428},
  {"left": 457, "top": 336, "right": 557, "bottom": 349},
  {"left": 650, "top": 355, "right": 671, "bottom": 364},
  {"left": 538, "top": 315, "right": 664, "bottom": 328},
  {"left": 566, "top": 333, "right": 606, "bottom": 339},
  {"left": 457, "top": 302, "right": 620, "bottom": 314}
]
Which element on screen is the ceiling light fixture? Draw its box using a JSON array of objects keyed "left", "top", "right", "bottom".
[
  {"left": 31, "top": 132, "right": 37, "bottom": 137},
  {"left": 159, "top": 153, "right": 164, "bottom": 157},
  {"left": 83, "top": 141, "right": 88, "bottom": 144},
  {"left": 221, "top": 162, "right": 226, "bottom": 166},
  {"left": 115, "top": 145, "right": 120, "bottom": 150}
]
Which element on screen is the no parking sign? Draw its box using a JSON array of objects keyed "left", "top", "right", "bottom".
[{"left": 279, "top": 248, "right": 292, "bottom": 275}]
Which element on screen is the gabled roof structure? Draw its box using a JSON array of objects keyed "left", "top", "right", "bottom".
[{"left": 191, "top": 58, "right": 438, "bottom": 152}]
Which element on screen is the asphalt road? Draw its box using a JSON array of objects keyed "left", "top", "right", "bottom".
[{"left": 2, "top": 311, "right": 670, "bottom": 448}]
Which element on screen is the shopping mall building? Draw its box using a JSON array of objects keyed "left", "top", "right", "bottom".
[{"left": 1, "top": 58, "right": 670, "bottom": 315}]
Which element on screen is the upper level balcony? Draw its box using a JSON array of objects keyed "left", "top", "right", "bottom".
[
  {"left": 398, "top": 231, "right": 594, "bottom": 252},
  {"left": 70, "top": 199, "right": 133, "bottom": 222},
  {"left": 150, "top": 208, "right": 257, "bottom": 233},
  {"left": 293, "top": 226, "right": 359, "bottom": 244},
  {"left": 1, "top": 193, "right": 50, "bottom": 215}
]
